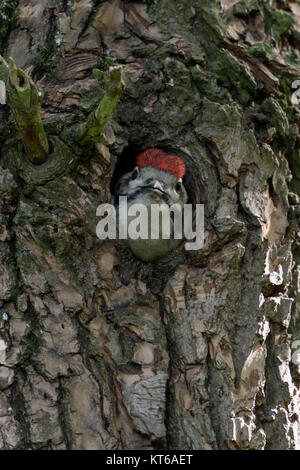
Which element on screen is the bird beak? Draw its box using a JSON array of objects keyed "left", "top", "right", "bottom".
[
  {"left": 152, "top": 180, "right": 165, "bottom": 193},
  {"left": 141, "top": 179, "right": 166, "bottom": 195}
]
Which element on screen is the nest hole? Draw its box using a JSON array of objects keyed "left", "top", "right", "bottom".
[
  {"left": 110, "top": 144, "right": 201, "bottom": 206},
  {"left": 110, "top": 144, "right": 139, "bottom": 195}
]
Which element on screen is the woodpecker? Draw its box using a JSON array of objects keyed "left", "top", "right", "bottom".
[{"left": 113, "top": 148, "right": 188, "bottom": 262}]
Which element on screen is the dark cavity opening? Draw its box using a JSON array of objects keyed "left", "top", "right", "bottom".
[
  {"left": 110, "top": 144, "right": 142, "bottom": 195},
  {"left": 17, "top": 72, "right": 25, "bottom": 88},
  {"left": 110, "top": 144, "right": 192, "bottom": 201}
]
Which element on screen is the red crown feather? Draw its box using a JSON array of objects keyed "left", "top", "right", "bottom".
[{"left": 136, "top": 148, "right": 186, "bottom": 179}]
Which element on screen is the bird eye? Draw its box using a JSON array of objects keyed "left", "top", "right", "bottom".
[
  {"left": 175, "top": 181, "right": 182, "bottom": 192},
  {"left": 131, "top": 168, "right": 139, "bottom": 180}
]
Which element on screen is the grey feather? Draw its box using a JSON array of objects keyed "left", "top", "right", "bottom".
[{"left": 113, "top": 166, "right": 188, "bottom": 262}]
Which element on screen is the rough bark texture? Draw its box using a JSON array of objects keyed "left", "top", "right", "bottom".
[{"left": 0, "top": 0, "right": 299, "bottom": 450}]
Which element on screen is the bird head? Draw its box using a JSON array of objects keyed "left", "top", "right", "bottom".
[{"left": 113, "top": 148, "right": 188, "bottom": 207}]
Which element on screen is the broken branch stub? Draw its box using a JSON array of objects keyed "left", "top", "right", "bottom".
[
  {"left": 0, "top": 56, "right": 49, "bottom": 165},
  {"left": 0, "top": 60, "right": 123, "bottom": 174},
  {"left": 76, "top": 65, "right": 124, "bottom": 146}
]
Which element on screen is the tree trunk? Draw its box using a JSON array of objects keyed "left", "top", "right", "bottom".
[{"left": 0, "top": 0, "right": 299, "bottom": 450}]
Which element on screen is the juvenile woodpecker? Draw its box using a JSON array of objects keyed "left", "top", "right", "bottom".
[{"left": 113, "top": 148, "right": 188, "bottom": 262}]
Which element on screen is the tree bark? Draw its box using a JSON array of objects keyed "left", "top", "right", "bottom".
[{"left": 0, "top": 0, "right": 299, "bottom": 450}]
